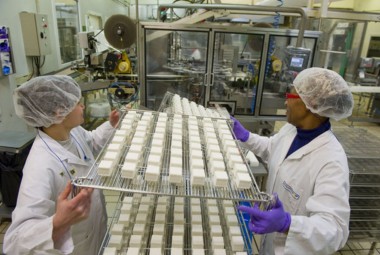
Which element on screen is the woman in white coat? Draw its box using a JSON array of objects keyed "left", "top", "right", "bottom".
[
  {"left": 233, "top": 68, "right": 354, "bottom": 255},
  {"left": 4, "top": 75, "right": 120, "bottom": 255}
]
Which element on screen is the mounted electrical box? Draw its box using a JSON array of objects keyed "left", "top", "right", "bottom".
[{"left": 19, "top": 12, "right": 51, "bottom": 56}]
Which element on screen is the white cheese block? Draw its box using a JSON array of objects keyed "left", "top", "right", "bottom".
[
  {"left": 103, "top": 151, "right": 119, "bottom": 162},
  {"left": 150, "top": 234, "right": 163, "bottom": 248},
  {"left": 229, "top": 226, "right": 242, "bottom": 238},
  {"left": 191, "top": 205, "right": 202, "bottom": 214},
  {"left": 108, "top": 234, "right": 123, "bottom": 250},
  {"left": 121, "top": 162, "right": 137, "bottom": 179},
  {"left": 170, "top": 156, "right": 182, "bottom": 168},
  {"left": 98, "top": 160, "right": 115, "bottom": 176},
  {"left": 145, "top": 165, "right": 160, "bottom": 182},
  {"left": 132, "top": 224, "right": 145, "bottom": 235},
  {"left": 155, "top": 205, "right": 167, "bottom": 213},
  {"left": 126, "top": 248, "right": 140, "bottom": 255},
  {"left": 207, "top": 206, "right": 219, "bottom": 215},
  {"left": 151, "top": 138, "right": 164, "bottom": 147},
  {"left": 213, "top": 249, "right": 227, "bottom": 255},
  {"left": 210, "top": 225, "right": 223, "bottom": 236},
  {"left": 173, "top": 213, "right": 185, "bottom": 224},
  {"left": 207, "top": 151, "right": 224, "bottom": 161},
  {"left": 111, "top": 223, "right": 125, "bottom": 235},
  {"left": 231, "top": 235, "right": 245, "bottom": 251},
  {"left": 191, "top": 224, "right": 203, "bottom": 236},
  {"left": 147, "top": 154, "right": 161, "bottom": 166},
  {"left": 209, "top": 215, "right": 221, "bottom": 225},
  {"left": 190, "top": 149, "right": 203, "bottom": 159},
  {"left": 169, "top": 166, "right": 182, "bottom": 184},
  {"left": 149, "top": 248, "right": 163, "bottom": 255},
  {"left": 118, "top": 213, "right": 131, "bottom": 225},
  {"left": 228, "top": 155, "right": 244, "bottom": 169},
  {"left": 124, "top": 152, "right": 140, "bottom": 163},
  {"left": 115, "top": 129, "right": 129, "bottom": 138},
  {"left": 138, "top": 204, "right": 150, "bottom": 213},
  {"left": 108, "top": 142, "right": 123, "bottom": 152},
  {"left": 149, "top": 146, "right": 163, "bottom": 156},
  {"left": 207, "top": 199, "right": 217, "bottom": 206},
  {"left": 156, "top": 121, "right": 166, "bottom": 128},
  {"left": 212, "top": 236, "right": 225, "bottom": 249},
  {"left": 155, "top": 127, "right": 166, "bottom": 134},
  {"left": 224, "top": 206, "right": 236, "bottom": 215},
  {"left": 103, "top": 247, "right": 117, "bottom": 255},
  {"left": 189, "top": 141, "right": 202, "bottom": 151},
  {"left": 112, "top": 135, "right": 125, "bottom": 144},
  {"left": 191, "top": 158, "right": 204, "bottom": 169},
  {"left": 153, "top": 223, "right": 164, "bottom": 234},
  {"left": 246, "top": 150, "right": 259, "bottom": 167},
  {"left": 154, "top": 213, "right": 166, "bottom": 223},
  {"left": 122, "top": 196, "right": 133, "bottom": 204},
  {"left": 191, "top": 168, "right": 205, "bottom": 186},
  {"left": 129, "top": 235, "right": 142, "bottom": 247},
  {"left": 207, "top": 144, "right": 221, "bottom": 155},
  {"left": 174, "top": 197, "right": 185, "bottom": 205},
  {"left": 233, "top": 163, "right": 249, "bottom": 174},
  {"left": 192, "top": 249, "right": 205, "bottom": 255},
  {"left": 131, "top": 136, "right": 145, "bottom": 145},
  {"left": 171, "top": 248, "right": 183, "bottom": 255},
  {"left": 235, "top": 172, "right": 252, "bottom": 189},
  {"left": 191, "top": 235, "right": 204, "bottom": 249},
  {"left": 191, "top": 214, "right": 202, "bottom": 224},
  {"left": 170, "top": 147, "right": 182, "bottom": 158},
  {"left": 225, "top": 214, "right": 239, "bottom": 226},
  {"left": 120, "top": 203, "right": 132, "bottom": 214},
  {"left": 209, "top": 161, "right": 226, "bottom": 174},
  {"left": 213, "top": 171, "right": 229, "bottom": 188},
  {"left": 141, "top": 196, "right": 153, "bottom": 204},
  {"left": 157, "top": 196, "right": 168, "bottom": 205},
  {"left": 172, "top": 224, "right": 184, "bottom": 236},
  {"left": 171, "top": 235, "right": 183, "bottom": 248},
  {"left": 128, "top": 144, "right": 143, "bottom": 155}
]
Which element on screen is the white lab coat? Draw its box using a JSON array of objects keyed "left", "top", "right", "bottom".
[
  {"left": 243, "top": 123, "right": 350, "bottom": 255},
  {"left": 4, "top": 122, "right": 115, "bottom": 255}
]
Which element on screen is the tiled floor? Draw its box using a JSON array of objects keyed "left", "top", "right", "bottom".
[{"left": 0, "top": 120, "right": 380, "bottom": 255}]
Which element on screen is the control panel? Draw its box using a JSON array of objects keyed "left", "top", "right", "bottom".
[{"left": 19, "top": 12, "right": 51, "bottom": 56}]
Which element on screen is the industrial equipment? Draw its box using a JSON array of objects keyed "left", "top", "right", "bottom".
[{"left": 73, "top": 14, "right": 139, "bottom": 110}]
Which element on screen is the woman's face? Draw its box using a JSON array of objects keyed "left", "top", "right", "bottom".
[{"left": 62, "top": 102, "right": 85, "bottom": 129}]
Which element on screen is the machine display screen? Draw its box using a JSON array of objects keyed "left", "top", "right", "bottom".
[{"left": 290, "top": 56, "right": 304, "bottom": 68}]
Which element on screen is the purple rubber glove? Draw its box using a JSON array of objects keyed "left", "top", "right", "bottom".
[
  {"left": 230, "top": 116, "right": 250, "bottom": 142},
  {"left": 237, "top": 195, "right": 291, "bottom": 234}
]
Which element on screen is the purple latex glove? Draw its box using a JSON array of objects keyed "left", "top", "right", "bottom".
[
  {"left": 237, "top": 195, "right": 291, "bottom": 234},
  {"left": 230, "top": 116, "right": 250, "bottom": 142}
]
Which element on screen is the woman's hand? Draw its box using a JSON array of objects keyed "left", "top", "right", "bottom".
[
  {"left": 52, "top": 182, "right": 93, "bottom": 246},
  {"left": 109, "top": 109, "right": 120, "bottom": 128}
]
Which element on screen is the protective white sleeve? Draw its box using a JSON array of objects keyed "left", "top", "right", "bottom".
[{"left": 242, "top": 132, "right": 272, "bottom": 164}]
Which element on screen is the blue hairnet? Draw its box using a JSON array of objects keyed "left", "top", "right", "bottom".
[
  {"left": 13, "top": 75, "right": 82, "bottom": 127},
  {"left": 293, "top": 68, "right": 354, "bottom": 121}
]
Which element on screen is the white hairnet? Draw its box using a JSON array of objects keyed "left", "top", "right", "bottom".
[
  {"left": 13, "top": 75, "right": 82, "bottom": 128},
  {"left": 293, "top": 67, "right": 354, "bottom": 121}
]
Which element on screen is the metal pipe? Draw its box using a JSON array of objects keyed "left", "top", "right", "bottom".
[{"left": 157, "top": 4, "right": 307, "bottom": 47}]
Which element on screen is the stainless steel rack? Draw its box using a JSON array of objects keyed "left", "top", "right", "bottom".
[
  {"left": 333, "top": 126, "right": 380, "bottom": 241},
  {"left": 99, "top": 193, "right": 257, "bottom": 255},
  {"left": 73, "top": 110, "right": 273, "bottom": 205}
]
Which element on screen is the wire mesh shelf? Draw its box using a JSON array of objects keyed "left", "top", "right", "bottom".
[
  {"left": 74, "top": 109, "right": 273, "bottom": 205},
  {"left": 99, "top": 193, "right": 259, "bottom": 255}
]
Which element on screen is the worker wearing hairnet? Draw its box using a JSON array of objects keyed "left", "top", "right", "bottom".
[
  {"left": 4, "top": 75, "right": 120, "bottom": 255},
  {"left": 232, "top": 67, "right": 353, "bottom": 255}
]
